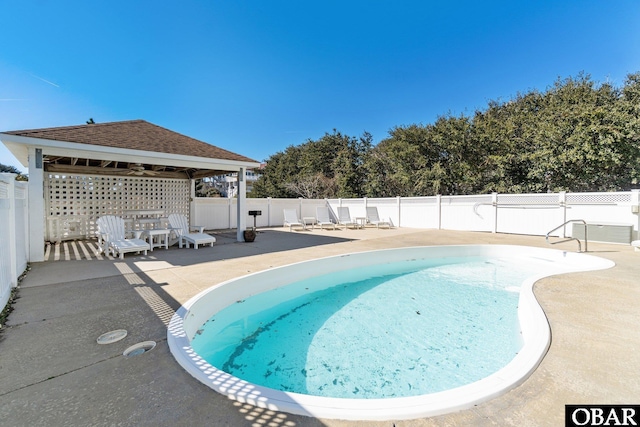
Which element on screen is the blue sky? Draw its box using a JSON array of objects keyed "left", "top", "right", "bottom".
[{"left": 1, "top": 1, "right": 639, "bottom": 173}]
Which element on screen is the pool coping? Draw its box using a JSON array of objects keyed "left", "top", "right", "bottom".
[{"left": 167, "top": 244, "right": 615, "bottom": 421}]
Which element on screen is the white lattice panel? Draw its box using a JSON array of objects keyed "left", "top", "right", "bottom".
[
  {"left": 45, "top": 174, "right": 190, "bottom": 241},
  {"left": 566, "top": 192, "right": 630, "bottom": 205},
  {"left": 498, "top": 194, "right": 560, "bottom": 205}
]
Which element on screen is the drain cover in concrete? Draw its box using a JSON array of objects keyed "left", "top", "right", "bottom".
[
  {"left": 97, "top": 329, "right": 128, "bottom": 345},
  {"left": 123, "top": 341, "right": 157, "bottom": 357}
]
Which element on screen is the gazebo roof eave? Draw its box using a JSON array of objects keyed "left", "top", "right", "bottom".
[{"left": 0, "top": 133, "right": 260, "bottom": 173}]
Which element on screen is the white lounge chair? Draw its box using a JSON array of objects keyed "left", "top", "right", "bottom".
[
  {"left": 366, "top": 206, "right": 391, "bottom": 228},
  {"left": 315, "top": 206, "right": 336, "bottom": 230},
  {"left": 168, "top": 214, "right": 216, "bottom": 249},
  {"left": 336, "top": 207, "right": 357, "bottom": 229},
  {"left": 96, "top": 215, "right": 150, "bottom": 259},
  {"left": 283, "top": 209, "right": 305, "bottom": 231}
]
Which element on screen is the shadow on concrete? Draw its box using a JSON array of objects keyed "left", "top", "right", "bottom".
[
  {"left": 0, "top": 261, "right": 328, "bottom": 426},
  {"left": 150, "top": 228, "right": 355, "bottom": 267},
  {"left": 23, "top": 228, "right": 356, "bottom": 288}
]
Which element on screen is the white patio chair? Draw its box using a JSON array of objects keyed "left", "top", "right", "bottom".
[
  {"left": 365, "top": 206, "right": 391, "bottom": 229},
  {"left": 96, "top": 215, "right": 150, "bottom": 259},
  {"left": 283, "top": 209, "right": 305, "bottom": 231},
  {"left": 315, "top": 207, "right": 336, "bottom": 230},
  {"left": 336, "top": 206, "right": 357, "bottom": 229},
  {"left": 167, "top": 214, "right": 216, "bottom": 249}
]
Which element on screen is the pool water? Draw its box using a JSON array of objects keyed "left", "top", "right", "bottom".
[{"left": 191, "top": 256, "right": 546, "bottom": 399}]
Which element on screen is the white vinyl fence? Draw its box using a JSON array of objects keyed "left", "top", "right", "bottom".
[
  {"left": 2, "top": 188, "right": 640, "bottom": 313},
  {"left": 0, "top": 174, "right": 28, "bottom": 312},
  {"left": 195, "top": 191, "right": 640, "bottom": 242}
]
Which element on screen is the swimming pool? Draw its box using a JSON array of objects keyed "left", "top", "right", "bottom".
[{"left": 167, "top": 245, "right": 614, "bottom": 421}]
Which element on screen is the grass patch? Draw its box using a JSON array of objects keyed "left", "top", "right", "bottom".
[{"left": 0, "top": 265, "right": 29, "bottom": 329}]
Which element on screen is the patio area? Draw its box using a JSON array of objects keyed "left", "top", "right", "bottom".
[{"left": 1, "top": 227, "right": 639, "bottom": 426}]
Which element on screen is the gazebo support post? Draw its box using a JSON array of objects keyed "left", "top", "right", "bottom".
[
  {"left": 236, "top": 167, "right": 247, "bottom": 242},
  {"left": 28, "top": 147, "right": 45, "bottom": 262}
]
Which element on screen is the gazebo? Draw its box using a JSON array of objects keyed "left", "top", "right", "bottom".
[{"left": 0, "top": 120, "right": 260, "bottom": 262}]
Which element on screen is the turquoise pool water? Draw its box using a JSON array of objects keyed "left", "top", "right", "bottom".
[{"left": 191, "top": 256, "right": 546, "bottom": 399}]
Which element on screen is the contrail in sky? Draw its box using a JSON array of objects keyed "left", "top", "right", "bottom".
[{"left": 30, "top": 73, "right": 60, "bottom": 87}]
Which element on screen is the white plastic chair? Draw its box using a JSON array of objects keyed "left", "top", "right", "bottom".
[
  {"left": 337, "top": 207, "right": 357, "bottom": 229},
  {"left": 365, "top": 207, "right": 391, "bottom": 229},
  {"left": 167, "top": 214, "right": 216, "bottom": 249},
  {"left": 315, "top": 207, "right": 336, "bottom": 230},
  {"left": 96, "top": 215, "right": 150, "bottom": 259},
  {"left": 283, "top": 209, "right": 305, "bottom": 231}
]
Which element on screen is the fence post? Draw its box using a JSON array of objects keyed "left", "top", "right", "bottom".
[
  {"left": 397, "top": 196, "right": 401, "bottom": 228},
  {"left": 228, "top": 197, "right": 232, "bottom": 230},
  {"left": 559, "top": 191, "right": 567, "bottom": 237},
  {"left": 631, "top": 190, "right": 640, "bottom": 241},
  {"left": 3, "top": 174, "right": 18, "bottom": 287},
  {"left": 436, "top": 195, "right": 442, "bottom": 229},
  {"left": 189, "top": 180, "right": 196, "bottom": 226},
  {"left": 492, "top": 192, "right": 498, "bottom": 233},
  {"left": 267, "top": 197, "right": 272, "bottom": 227}
]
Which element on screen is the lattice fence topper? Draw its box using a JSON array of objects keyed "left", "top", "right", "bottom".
[
  {"left": 566, "top": 192, "right": 631, "bottom": 205},
  {"left": 45, "top": 174, "right": 190, "bottom": 242},
  {"left": 498, "top": 193, "right": 561, "bottom": 205}
]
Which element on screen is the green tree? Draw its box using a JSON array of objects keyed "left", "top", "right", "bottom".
[
  {"left": 252, "top": 130, "right": 372, "bottom": 198},
  {"left": 363, "top": 125, "right": 429, "bottom": 197},
  {"left": 0, "top": 163, "right": 28, "bottom": 181},
  {"left": 254, "top": 71, "right": 640, "bottom": 198},
  {"left": 250, "top": 147, "right": 303, "bottom": 198}
]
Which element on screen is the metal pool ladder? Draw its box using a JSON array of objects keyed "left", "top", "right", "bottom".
[{"left": 546, "top": 219, "right": 588, "bottom": 252}]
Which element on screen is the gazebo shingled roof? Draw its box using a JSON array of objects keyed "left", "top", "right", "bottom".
[
  {"left": 4, "top": 119, "right": 257, "bottom": 163},
  {"left": 2, "top": 120, "right": 259, "bottom": 179}
]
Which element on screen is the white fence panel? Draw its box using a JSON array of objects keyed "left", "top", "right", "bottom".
[
  {"left": 441, "top": 195, "right": 494, "bottom": 232},
  {"left": 300, "top": 199, "right": 328, "bottom": 220},
  {"left": 0, "top": 178, "right": 12, "bottom": 310},
  {"left": 270, "top": 198, "right": 303, "bottom": 227},
  {"left": 14, "top": 182, "right": 28, "bottom": 275},
  {"left": 0, "top": 174, "right": 28, "bottom": 312},
  {"left": 399, "top": 197, "right": 440, "bottom": 229},
  {"left": 566, "top": 192, "right": 636, "bottom": 237},
  {"left": 327, "top": 198, "right": 367, "bottom": 220},
  {"left": 193, "top": 198, "right": 232, "bottom": 230},
  {"left": 496, "top": 193, "right": 564, "bottom": 236},
  {"left": 245, "top": 199, "right": 271, "bottom": 228},
  {"left": 189, "top": 191, "right": 640, "bottom": 239},
  {"left": 367, "top": 198, "right": 399, "bottom": 227},
  {"left": 193, "top": 198, "right": 329, "bottom": 230}
]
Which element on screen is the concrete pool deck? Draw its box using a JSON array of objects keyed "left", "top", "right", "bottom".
[{"left": 1, "top": 227, "right": 639, "bottom": 426}]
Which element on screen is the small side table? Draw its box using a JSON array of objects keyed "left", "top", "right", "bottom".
[
  {"left": 302, "top": 216, "right": 316, "bottom": 230},
  {"left": 143, "top": 228, "right": 171, "bottom": 251},
  {"left": 355, "top": 217, "right": 366, "bottom": 229}
]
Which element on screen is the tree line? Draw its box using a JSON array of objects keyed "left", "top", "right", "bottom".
[{"left": 251, "top": 72, "right": 640, "bottom": 198}]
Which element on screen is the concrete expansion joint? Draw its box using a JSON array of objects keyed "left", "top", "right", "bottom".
[{"left": 0, "top": 337, "right": 168, "bottom": 399}]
